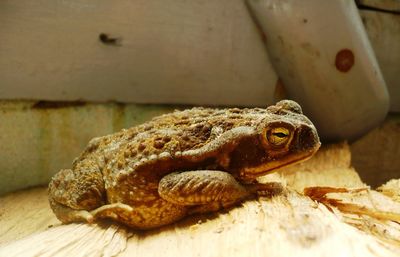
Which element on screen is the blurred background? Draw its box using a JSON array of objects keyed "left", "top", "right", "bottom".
[{"left": 0, "top": 0, "right": 399, "bottom": 195}]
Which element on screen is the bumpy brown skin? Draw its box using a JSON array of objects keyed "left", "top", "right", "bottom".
[{"left": 48, "top": 100, "right": 321, "bottom": 229}]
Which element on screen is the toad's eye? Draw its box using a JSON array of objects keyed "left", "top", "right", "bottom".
[{"left": 267, "top": 127, "right": 290, "bottom": 146}]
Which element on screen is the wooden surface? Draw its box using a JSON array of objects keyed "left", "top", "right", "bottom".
[
  {"left": 0, "top": 0, "right": 276, "bottom": 106},
  {"left": 1, "top": 143, "right": 400, "bottom": 257},
  {"left": 360, "top": 9, "right": 400, "bottom": 111},
  {"left": 0, "top": 101, "right": 175, "bottom": 196},
  {"left": 1, "top": 1, "right": 399, "bottom": 111},
  {"left": 351, "top": 115, "right": 400, "bottom": 187}
]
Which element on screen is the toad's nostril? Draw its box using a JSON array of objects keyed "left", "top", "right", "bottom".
[{"left": 297, "top": 126, "right": 320, "bottom": 151}]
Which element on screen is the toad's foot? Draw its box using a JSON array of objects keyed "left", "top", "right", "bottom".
[
  {"left": 246, "top": 182, "right": 284, "bottom": 197},
  {"left": 90, "top": 203, "right": 134, "bottom": 220},
  {"left": 49, "top": 198, "right": 95, "bottom": 224}
]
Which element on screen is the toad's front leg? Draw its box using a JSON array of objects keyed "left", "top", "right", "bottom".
[{"left": 158, "top": 170, "right": 283, "bottom": 214}]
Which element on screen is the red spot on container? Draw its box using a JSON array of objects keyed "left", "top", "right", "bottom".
[{"left": 335, "top": 49, "right": 354, "bottom": 72}]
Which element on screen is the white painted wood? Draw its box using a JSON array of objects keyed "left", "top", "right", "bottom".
[
  {"left": 360, "top": 10, "right": 400, "bottom": 112},
  {"left": 357, "top": 0, "right": 400, "bottom": 11},
  {"left": 0, "top": 0, "right": 277, "bottom": 106},
  {"left": 0, "top": 101, "right": 175, "bottom": 196}
]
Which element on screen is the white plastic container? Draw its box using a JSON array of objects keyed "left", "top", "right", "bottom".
[{"left": 247, "top": 0, "right": 389, "bottom": 141}]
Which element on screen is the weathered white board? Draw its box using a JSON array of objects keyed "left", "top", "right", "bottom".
[
  {"left": 360, "top": 10, "right": 400, "bottom": 112},
  {"left": 0, "top": 0, "right": 277, "bottom": 107}
]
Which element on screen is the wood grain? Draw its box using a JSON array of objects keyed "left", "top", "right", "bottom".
[
  {"left": 1, "top": 143, "right": 400, "bottom": 257},
  {"left": 0, "top": 0, "right": 276, "bottom": 106}
]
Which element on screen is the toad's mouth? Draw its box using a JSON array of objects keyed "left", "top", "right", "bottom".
[{"left": 239, "top": 145, "right": 320, "bottom": 180}]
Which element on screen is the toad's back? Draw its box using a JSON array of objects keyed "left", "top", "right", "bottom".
[
  {"left": 74, "top": 106, "right": 271, "bottom": 173},
  {"left": 73, "top": 105, "right": 268, "bottom": 185}
]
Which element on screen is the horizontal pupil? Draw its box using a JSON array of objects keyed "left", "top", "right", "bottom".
[{"left": 272, "top": 132, "right": 287, "bottom": 138}]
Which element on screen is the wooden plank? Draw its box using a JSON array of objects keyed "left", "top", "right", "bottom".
[
  {"left": 0, "top": 187, "right": 58, "bottom": 244},
  {"left": 0, "top": 101, "right": 175, "bottom": 196},
  {"left": 351, "top": 115, "right": 400, "bottom": 187},
  {"left": 0, "top": 0, "right": 276, "bottom": 106},
  {"left": 360, "top": 11, "right": 400, "bottom": 111},
  {"left": 1, "top": 143, "right": 400, "bottom": 256},
  {"left": 357, "top": 0, "right": 400, "bottom": 12}
]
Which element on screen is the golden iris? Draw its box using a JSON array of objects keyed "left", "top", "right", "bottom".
[{"left": 267, "top": 127, "right": 290, "bottom": 146}]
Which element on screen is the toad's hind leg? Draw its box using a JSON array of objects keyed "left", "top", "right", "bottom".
[
  {"left": 48, "top": 198, "right": 95, "bottom": 223},
  {"left": 158, "top": 170, "right": 258, "bottom": 214},
  {"left": 48, "top": 167, "right": 106, "bottom": 223}
]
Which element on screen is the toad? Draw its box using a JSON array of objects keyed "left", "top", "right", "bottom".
[{"left": 48, "top": 100, "right": 320, "bottom": 229}]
